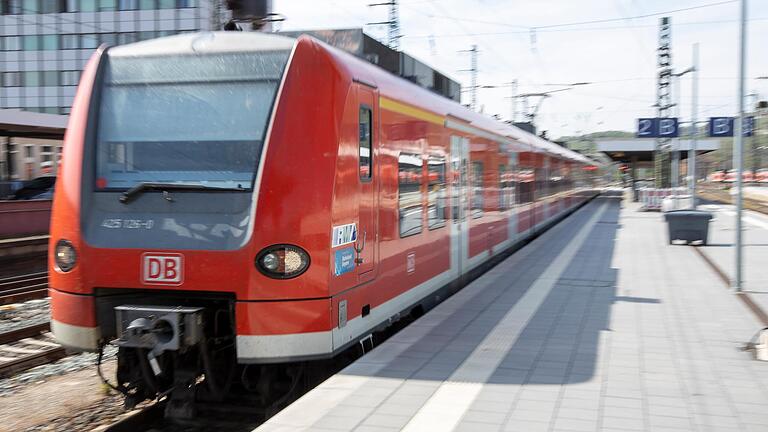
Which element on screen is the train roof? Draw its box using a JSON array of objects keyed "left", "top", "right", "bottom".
[
  {"left": 107, "top": 31, "right": 295, "bottom": 57},
  {"left": 297, "top": 33, "right": 594, "bottom": 166},
  {"left": 108, "top": 31, "right": 594, "bottom": 166}
]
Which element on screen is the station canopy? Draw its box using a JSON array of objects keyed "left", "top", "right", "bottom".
[
  {"left": 597, "top": 139, "right": 720, "bottom": 163},
  {"left": 0, "top": 109, "right": 67, "bottom": 140}
]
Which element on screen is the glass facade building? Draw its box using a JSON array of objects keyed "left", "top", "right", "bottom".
[{"left": 0, "top": 0, "right": 220, "bottom": 114}]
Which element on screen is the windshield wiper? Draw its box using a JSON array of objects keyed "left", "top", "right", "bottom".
[{"left": 119, "top": 182, "right": 246, "bottom": 204}]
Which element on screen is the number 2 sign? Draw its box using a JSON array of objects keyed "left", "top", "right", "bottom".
[{"left": 637, "top": 118, "right": 679, "bottom": 138}]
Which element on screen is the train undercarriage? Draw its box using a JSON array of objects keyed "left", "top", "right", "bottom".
[
  {"left": 94, "top": 289, "right": 389, "bottom": 420},
  {"left": 93, "top": 290, "right": 316, "bottom": 419}
]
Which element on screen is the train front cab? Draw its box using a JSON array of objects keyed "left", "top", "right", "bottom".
[{"left": 47, "top": 33, "right": 341, "bottom": 412}]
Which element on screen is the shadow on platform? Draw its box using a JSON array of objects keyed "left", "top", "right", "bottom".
[{"left": 344, "top": 193, "right": 640, "bottom": 387}]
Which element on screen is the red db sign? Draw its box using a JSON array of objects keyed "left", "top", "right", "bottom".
[{"left": 142, "top": 253, "right": 183, "bottom": 285}]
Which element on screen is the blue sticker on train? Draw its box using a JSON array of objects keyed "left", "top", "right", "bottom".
[{"left": 334, "top": 247, "right": 356, "bottom": 276}]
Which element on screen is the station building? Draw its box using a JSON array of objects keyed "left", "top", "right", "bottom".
[
  {"left": 1, "top": 109, "right": 66, "bottom": 181},
  {"left": 0, "top": 0, "right": 230, "bottom": 181},
  {"left": 0, "top": 0, "right": 223, "bottom": 115}
]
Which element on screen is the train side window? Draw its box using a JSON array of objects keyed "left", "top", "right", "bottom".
[
  {"left": 471, "top": 161, "right": 483, "bottom": 218},
  {"left": 359, "top": 106, "right": 372, "bottom": 180},
  {"left": 399, "top": 153, "right": 423, "bottom": 237},
  {"left": 427, "top": 156, "right": 447, "bottom": 229},
  {"left": 518, "top": 167, "right": 533, "bottom": 203},
  {"left": 500, "top": 163, "right": 515, "bottom": 210}
]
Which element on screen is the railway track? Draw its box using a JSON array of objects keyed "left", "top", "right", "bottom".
[
  {"left": 0, "top": 271, "right": 49, "bottom": 305},
  {"left": 0, "top": 235, "right": 49, "bottom": 262},
  {"left": 0, "top": 322, "right": 67, "bottom": 378}
]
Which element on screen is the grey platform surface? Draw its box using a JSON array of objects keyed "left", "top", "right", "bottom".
[
  {"left": 697, "top": 203, "right": 768, "bottom": 313},
  {"left": 256, "top": 193, "right": 768, "bottom": 432}
]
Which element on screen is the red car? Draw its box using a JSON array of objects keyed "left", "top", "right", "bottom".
[{"left": 49, "top": 32, "right": 600, "bottom": 410}]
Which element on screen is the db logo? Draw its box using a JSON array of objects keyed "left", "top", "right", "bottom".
[{"left": 142, "top": 253, "right": 183, "bottom": 285}]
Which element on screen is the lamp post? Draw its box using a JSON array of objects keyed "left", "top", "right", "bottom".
[
  {"left": 734, "top": 0, "right": 747, "bottom": 292},
  {"left": 690, "top": 44, "right": 699, "bottom": 208},
  {"left": 672, "top": 65, "right": 695, "bottom": 196}
]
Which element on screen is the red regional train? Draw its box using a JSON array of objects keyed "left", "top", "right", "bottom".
[{"left": 49, "top": 31, "right": 602, "bottom": 413}]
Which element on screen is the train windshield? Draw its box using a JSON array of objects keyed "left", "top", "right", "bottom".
[{"left": 95, "top": 50, "right": 290, "bottom": 190}]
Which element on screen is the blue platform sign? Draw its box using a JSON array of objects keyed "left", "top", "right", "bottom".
[
  {"left": 708, "top": 117, "right": 754, "bottom": 137},
  {"left": 637, "top": 118, "right": 679, "bottom": 138},
  {"left": 637, "top": 118, "right": 656, "bottom": 138},
  {"left": 334, "top": 247, "right": 356, "bottom": 276}
]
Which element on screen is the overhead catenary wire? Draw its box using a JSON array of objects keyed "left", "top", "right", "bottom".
[
  {"left": 392, "top": 0, "right": 755, "bottom": 135},
  {"left": 404, "top": 0, "right": 739, "bottom": 31},
  {"left": 401, "top": 16, "right": 768, "bottom": 39}
]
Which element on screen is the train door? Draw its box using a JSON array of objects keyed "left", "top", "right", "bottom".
[
  {"left": 450, "top": 135, "right": 470, "bottom": 278},
  {"left": 356, "top": 85, "right": 378, "bottom": 281}
]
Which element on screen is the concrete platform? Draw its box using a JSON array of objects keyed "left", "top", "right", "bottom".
[
  {"left": 257, "top": 193, "right": 768, "bottom": 432},
  {"left": 697, "top": 203, "right": 768, "bottom": 320}
]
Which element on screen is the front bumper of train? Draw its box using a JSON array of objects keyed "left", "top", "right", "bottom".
[{"left": 48, "top": 287, "right": 335, "bottom": 360}]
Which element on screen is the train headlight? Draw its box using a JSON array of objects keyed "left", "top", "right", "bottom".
[
  {"left": 256, "top": 244, "right": 310, "bottom": 279},
  {"left": 54, "top": 239, "right": 77, "bottom": 272}
]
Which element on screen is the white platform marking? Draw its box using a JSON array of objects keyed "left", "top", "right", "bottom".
[{"left": 401, "top": 200, "right": 608, "bottom": 432}]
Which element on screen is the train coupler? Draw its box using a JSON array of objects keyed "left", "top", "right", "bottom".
[{"left": 115, "top": 305, "right": 204, "bottom": 375}]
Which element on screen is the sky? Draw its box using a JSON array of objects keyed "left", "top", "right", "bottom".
[{"left": 272, "top": 0, "right": 768, "bottom": 140}]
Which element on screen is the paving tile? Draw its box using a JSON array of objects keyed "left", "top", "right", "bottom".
[
  {"left": 552, "top": 417, "right": 599, "bottom": 432},
  {"left": 461, "top": 409, "right": 509, "bottom": 425},
  {"left": 359, "top": 414, "right": 412, "bottom": 429},
  {"left": 602, "top": 406, "right": 644, "bottom": 419},
  {"left": 601, "top": 416, "right": 645, "bottom": 431},
  {"left": 467, "top": 400, "right": 513, "bottom": 414},
  {"left": 555, "top": 407, "right": 599, "bottom": 421},
  {"left": 507, "top": 408, "right": 554, "bottom": 423},
  {"left": 517, "top": 388, "right": 562, "bottom": 402},
  {"left": 732, "top": 402, "right": 768, "bottom": 415},
  {"left": 645, "top": 396, "right": 688, "bottom": 409},
  {"left": 647, "top": 404, "right": 690, "bottom": 418},
  {"left": 602, "top": 396, "right": 643, "bottom": 409},
  {"left": 648, "top": 415, "right": 695, "bottom": 430},
  {"left": 352, "top": 426, "right": 398, "bottom": 432},
  {"left": 513, "top": 399, "right": 557, "bottom": 413},
  {"left": 647, "top": 428, "right": 696, "bottom": 432},
  {"left": 453, "top": 421, "right": 505, "bottom": 432},
  {"left": 372, "top": 402, "right": 421, "bottom": 417},
  {"left": 475, "top": 387, "right": 520, "bottom": 403},
  {"left": 313, "top": 414, "right": 364, "bottom": 430},
  {"left": 559, "top": 397, "right": 602, "bottom": 410},
  {"left": 694, "top": 415, "right": 742, "bottom": 429},
  {"left": 503, "top": 419, "right": 551, "bottom": 432},
  {"left": 744, "top": 424, "right": 768, "bottom": 432}
]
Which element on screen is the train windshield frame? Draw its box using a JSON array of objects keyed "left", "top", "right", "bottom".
[{"left": 93, "top": 50, "right": 291, "bottom": 191}]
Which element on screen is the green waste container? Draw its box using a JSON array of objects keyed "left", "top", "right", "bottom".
[{"left": 663, "top": 210, "right": 713, "bottom": 245}]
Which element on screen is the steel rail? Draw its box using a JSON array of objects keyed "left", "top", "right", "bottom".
[
  {"left": 0, "top": 345, "right": 67, "bottom": 378},
  {"left": 0, "top": 290, "right": 49, "bottom": 305},
  {"left": 0, "top": 271, "right": 49, "bottom": 305},
  {"left": 0, "top": 323, "right": 66, "bottom": 378},
  {"left": 0, "top": 322, "right": 51, "bottom": 344}
]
